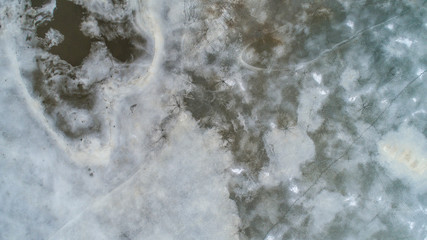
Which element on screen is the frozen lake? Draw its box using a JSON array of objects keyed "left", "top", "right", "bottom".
[{"left": 0, "top": 0, "right": 426, "bottom": 239}]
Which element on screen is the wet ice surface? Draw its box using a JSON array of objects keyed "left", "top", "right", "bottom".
[{"left": 0, "top": 0, "right": 426, "bottom": 239}]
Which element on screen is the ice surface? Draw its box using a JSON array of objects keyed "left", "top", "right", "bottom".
[
  {"left": 260, "top": 127, "right": 315, "bottom": 185},
  {"left": 1, "top": 0, "right": 426, "bottom": 239}
]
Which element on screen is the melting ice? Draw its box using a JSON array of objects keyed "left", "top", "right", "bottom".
[{"left": 0, "top": 0, "right": 426, "bottom": 239}]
